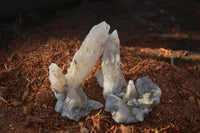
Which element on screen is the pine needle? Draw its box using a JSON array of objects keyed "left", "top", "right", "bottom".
[{"left": 0, "top": 95, "right": 8, "bottom": 103}]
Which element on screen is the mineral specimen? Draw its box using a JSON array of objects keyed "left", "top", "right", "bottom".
[
  {"left": 49, "top": 21, "right": 110, "bottom": 121},
  {"left": 96, "top": 30, "right": 162, "bottom": 124}
]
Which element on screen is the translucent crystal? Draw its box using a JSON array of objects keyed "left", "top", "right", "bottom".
[
  {"left": 66, "top": 21, "right": 110, "bottom": 89},
  {"left": 123, "top": 80, "right": 137, "bottom": 101},
  {"left": 96, "top": 30, "right": 162, "bottom": 124},
  {"left": 49, "top": 63, "right": 67, "bottom": 94},
  {"left": 135, "top": 76, "right": 162, "bottom": 108},
  {"left": 96, "top": 30, "right": 127, "bottom": 98},
  {"left": 49, "top": 63, "right": 67, "bottom": 113},
  {"left": 105, "top": 94, "right": 138, "bottom": 123},
  {"left": 49, "top": 21, "right": 110, "bottom": 121}
]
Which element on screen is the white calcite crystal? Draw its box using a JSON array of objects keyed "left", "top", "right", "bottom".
[
  {"left": 49, "top": 21, "right": 110, "bottom": 121},
  {"left": 95, "top": 30, "right": 162, "bottom": 124}
]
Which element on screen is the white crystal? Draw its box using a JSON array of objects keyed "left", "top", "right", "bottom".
[
  {"left": 54, "top": 93, "right": 66, "bottom": 113},
  {"left": 123, "top": 80, "right": 137, "bottom": 101},
  {"left": 135, "top": 76, "right": 162, "bottom": 107},
  {"left": 95, "top": 70, "right": 103, "bottom": 87},
  {"left": 66, "top": 21, "right": 110, "bottom": 89},
  {"left": 49, "top": 63, "right": 67, "bottom": 113},
  {"left": 96, "top": 30, "right": 127, "bottom": 98},
  {"left": 96, "top": 29, "right": 162, "bottom": 124},
  {"left": 132, "top": 107, "right": 144, "bottom": 121},
  {"left": 49, "top": 63, "right": 67, "bottom": 94},
  {"left": 105, "top": 94, "right": 138, "bottom": 123},
  {"left": 49, "top": 21, "right": 110, "bottom": 121}
]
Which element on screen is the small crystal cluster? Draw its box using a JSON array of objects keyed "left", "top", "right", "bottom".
[
  {"left": 49, "top": 21, "right": 162, "bottom": 123},
  {"left": 95, "top": 29, "right": 161, "bottom": 123}
]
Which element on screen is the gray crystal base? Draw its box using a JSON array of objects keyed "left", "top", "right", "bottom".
[
  {"left": 97, "top": 74, "right": 162, "bottom": 124},
  {"left": 54, "top": 87, "right": 103, "bottom": 121}
]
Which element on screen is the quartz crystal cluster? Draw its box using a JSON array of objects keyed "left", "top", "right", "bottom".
[
  {"left": 49, "top": 22, "right": 109, "bottom": 121},
  {"left": 49, "top": 21, "right": 162, "bottom": 123},
  {"left": 95, "top": 30, "right": 161, "bottom": 123}
]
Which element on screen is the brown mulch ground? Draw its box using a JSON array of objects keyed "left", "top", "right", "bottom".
[
  {"left": 0, "top": 0, "right": 200, "bottom": 132},
  {"left": 0, "top": 36, "right": 200, "bottom": 132}
]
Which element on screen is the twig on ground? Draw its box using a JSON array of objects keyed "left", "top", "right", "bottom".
[{"left": 0, "top": 96, "right": 8, "bottom": 103}]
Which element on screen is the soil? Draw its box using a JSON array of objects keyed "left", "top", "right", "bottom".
[{"left": 0, "top": 0, "right": 200, "bottom": 132}]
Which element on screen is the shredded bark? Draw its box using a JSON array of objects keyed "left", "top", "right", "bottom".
[{"left": 0, "top": 38, "right": 199, "bottom": 132}]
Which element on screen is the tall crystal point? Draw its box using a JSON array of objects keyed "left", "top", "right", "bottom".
[
  {"left": 49, "top": 63, "right": 67, "bottom": 94},
  {"left": 96, "top": 30, "right": 127, "bottom": 98},
  {"left": 66, "top": 21, "right": 110, "bottom": 89}
]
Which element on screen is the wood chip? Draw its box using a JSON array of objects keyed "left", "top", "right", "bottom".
[
  {"left": 120, "top": 124, "right": 131, "bottom": 133},
  {"left": 80, "top": 127, "right": 89, "bottom": 133},
  {"left": 24, "top": 115, "right": 31, "bottom": 127},
  {"left": 189, "top": 96, "right": 195, "bottom": 104},
  {"left": 31, "top": 117, "right": 46, "bottom": 123},
  {"left": 22, "top": 89, "right": 29, "bottom": 101},
  {"left": 197, "top": 99, "right": 200, "bottom": 108},
  {"left": 12, "top": 101, "right": 22, "bottom": 107}
]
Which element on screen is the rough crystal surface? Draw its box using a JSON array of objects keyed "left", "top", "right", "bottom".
[
  {"left": 49, "top": 63, "right": 67, "bottom": 94},
  {"left": 96, "top": 30, "right": 127, "bottom": 98},
  {"left": 49, "top": 21, "right": 161, "bottom": 123},
  {"left": 49, "top": 21, "right": 110, "bottom": 121},
  {"left": 49, "top": 63, "right": 67, "bottom": 113},
  {"left": 66, "top": 21, "right": 110, "bottom": 89},
  {"left": 96, "top": 30, "right": 162, "bottom": 124}
]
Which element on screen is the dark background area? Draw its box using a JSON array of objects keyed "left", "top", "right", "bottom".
[
  {"left": 0, "top": 0, "right": 200, "bottom": 52},
  {"left": 0, "top": 0, "right": 80, "bottom": 22},
  {"left": 0, "top": 0, "right": 92, "bottom": 49}
]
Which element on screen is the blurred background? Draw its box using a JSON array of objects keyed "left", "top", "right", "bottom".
[{"left": 0, "top": 0, "right": 200, "bottom": 51}]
